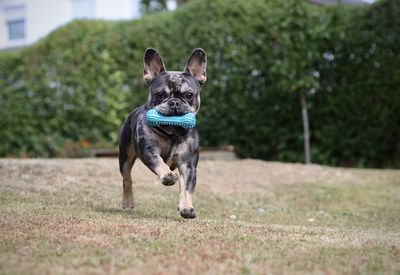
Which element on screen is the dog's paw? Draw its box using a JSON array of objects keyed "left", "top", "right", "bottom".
[
  {"left": 161, "top": 172, "right": 179, "bottom": 186},
  {"left": 122, "top": 203, "right": 134, "bottom": 210},
  {"left": 179, "top": 207, "right": 197, "bottom": 219},
  {"left": 122, "top": 198, "right": 135, "bottom": 210}
]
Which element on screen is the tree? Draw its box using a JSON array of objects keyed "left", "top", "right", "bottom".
[{"left": 271, "top": 0, "right": 332, "bottom": 164}]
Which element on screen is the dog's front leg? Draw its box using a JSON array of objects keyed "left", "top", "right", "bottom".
[
  {"left": 178, "top": 163, "right": 197, "bottom": 219},
  {"left": 140, "top": 151, "right": 179, "bottom": 186}
]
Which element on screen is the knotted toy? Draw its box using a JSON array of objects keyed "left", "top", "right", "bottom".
[{"left": 145, "top": 108, "right": 196, "bottom": 129}]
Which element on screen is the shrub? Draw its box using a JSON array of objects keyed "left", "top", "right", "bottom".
[
  {"left": 0, "top": 0, "right": 398, "bottom": 167},
  {"left": 313, "top": 0, "right": 400, "bottom": 167}
]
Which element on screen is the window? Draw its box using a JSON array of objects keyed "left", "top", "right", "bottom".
[
  {"left": 3, "top": 5, "right": 26, "bottom": 41},
  {"left": 71, "top": 0, "right": 95, "bottom": 19},
  {"left": 7, "top": 19, "right": 25, "bottom": 40}
]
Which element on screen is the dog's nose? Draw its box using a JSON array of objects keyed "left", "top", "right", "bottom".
[{"left": 169, "top": 99, "right": 180, "bottom": 110}]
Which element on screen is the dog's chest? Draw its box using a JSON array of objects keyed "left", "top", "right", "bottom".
[{"left": 162, "top": 141, "right": 190, "bottom": 167}]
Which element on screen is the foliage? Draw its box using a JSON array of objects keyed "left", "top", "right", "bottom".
[
  {"left": 312, "top": 0, "right": 400, "bottom": 167},
  {"left": 140, "top": 0, "right": 189, "bottom": 14},
  {"left": 140, "top": 0, "right": 168, "bottom": 14},
  {"left": 0, "top": 0, "right": 398, "bottom": 167},
  {"left": 0, "top": 21, "right": 129, "bottom": 157}
]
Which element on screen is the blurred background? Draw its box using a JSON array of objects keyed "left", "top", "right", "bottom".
[{"left": 0, "top": 0, "right": 398, "bottom": 168}]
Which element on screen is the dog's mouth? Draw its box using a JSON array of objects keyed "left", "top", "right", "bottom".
[
  {"left": 157, "top": 110, "right": 186, "bottom": 117},
  {"left": 155, "top": 103, "right": 192, "bottom": 117}
]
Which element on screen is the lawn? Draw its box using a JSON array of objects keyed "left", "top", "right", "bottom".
[{"left": 0, "top": 158, "right": 399, "bottom": 274}]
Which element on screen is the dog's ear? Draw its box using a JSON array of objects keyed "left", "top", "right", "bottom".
[
  {"left": 143, "top": 48, "right": 166, "bottom": 85},
  {"left": 184, "top": 48, "right": 207, "bottom": 86}
]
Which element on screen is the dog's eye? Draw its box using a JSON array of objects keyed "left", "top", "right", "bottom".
[
  {"left": 185, "top": 92, "right": 194, "bottom": 100},
  {"left": 155, "top": 92, "right": 165, "bottom": 99}
]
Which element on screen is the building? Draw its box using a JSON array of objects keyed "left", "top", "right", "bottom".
[{"left": 0, "top": 0, "right": 177, "bottom": 50}]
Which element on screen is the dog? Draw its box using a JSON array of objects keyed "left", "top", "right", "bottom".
[{"left": 118, "top": 48, "right": 207, "bottom": 219}]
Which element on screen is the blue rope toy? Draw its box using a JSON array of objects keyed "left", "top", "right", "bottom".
[{"left": 145, "top": 108, "right": 196, "bottom": 129}]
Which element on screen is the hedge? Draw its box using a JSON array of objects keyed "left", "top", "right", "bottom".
[
  {"left": 312, "top": 0, "right": 400, "bottom": 167},
  {"left": 0, "top": 0, "right": 398, "bottom": 167}
]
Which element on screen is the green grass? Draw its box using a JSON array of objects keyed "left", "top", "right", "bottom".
[{"left": 0, "top": 159, "right": 399, "bottom": 274}]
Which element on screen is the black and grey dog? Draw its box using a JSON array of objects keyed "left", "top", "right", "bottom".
[{"left": 118, "top": 48, "right": 207, "bottom": 219}]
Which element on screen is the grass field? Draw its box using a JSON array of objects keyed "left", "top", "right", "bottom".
[{"left": 0, "top": 158, "right": 399, "bottom": 274}]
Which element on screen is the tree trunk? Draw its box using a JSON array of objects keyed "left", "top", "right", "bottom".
[{"left": 300, "top": 90, "right": 311, "bottom": 164}]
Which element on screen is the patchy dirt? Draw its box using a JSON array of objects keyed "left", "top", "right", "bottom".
[{"left": 1, "top": 158, "right": 399, "bottom": 274}]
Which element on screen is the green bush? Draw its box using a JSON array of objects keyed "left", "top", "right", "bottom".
[
  {"left": 0, "top": 0, "right": 398, "bottom": 167},
  {"left": 312, "top": 0, "right": 400, "bottom": 167},
  {"left": 0, "top": 21, "right": 130, "bottom": 157}
]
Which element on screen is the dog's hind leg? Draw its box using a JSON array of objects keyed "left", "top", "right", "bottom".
[{"left": 119, "top": 146, "right": 136, "bottom": 210}]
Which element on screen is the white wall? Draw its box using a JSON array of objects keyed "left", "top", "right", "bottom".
[
  {"left": 0, "top": 0, "right": 70, "bottom": 49},
  {"left": 0, "top": 0, "right": 172, "bottom": 49},
  {"left": 26, "top": 0, "right": 70, "bottom": 44},
  {"left": 95, "top": 0, "right": 141, "bottom": 20},
  {"left": 0, "top": 0, "right": 27, "bottom": 48},
  {"left": 0, "top": 2, "right": 7, "bottom": 48}
]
